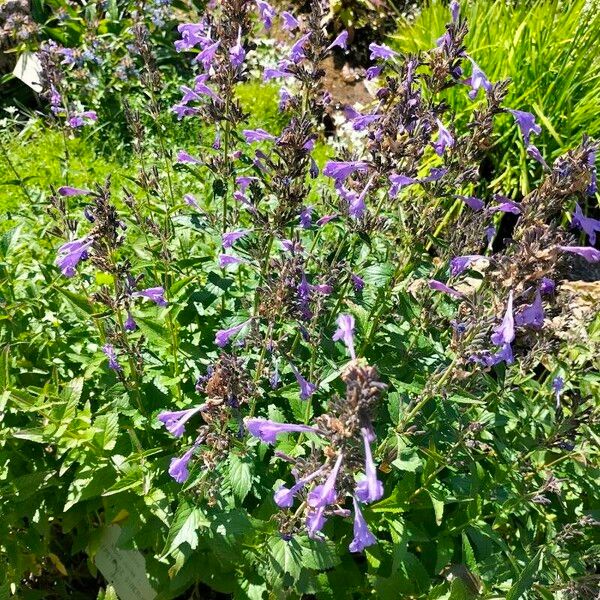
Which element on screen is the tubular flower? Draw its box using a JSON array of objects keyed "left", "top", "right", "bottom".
[
  {"left": 55, "top": 237, "right": 92, "bottom": 277},
  {"left": 307, "top": 453, "right": 344, "bottom": 508},
  {"left": 134, "top": 287, "right": 167, "bottom": 307},
  {"left": 168, "top": 446, "right": 196, "bottom": 483},
  {"left": 245, "top": 417, "right": 318, "bottom": 444},
  {"left": 158, "top": 404, "right": 206, "bottom": 438},
  {"left": 355, "top": 429, "right": 383, "bottom": 503},
  {"left": 215, "top": 319, "right": 251, "bottom": 347},
  {"left": 290, "top": 363, "right": 317, "bottom": 400},
  {"left": 491, "top": 291, "right": 515, "bottom": 346},
  {"left": 333, "top": 313, "right": 356, "bottom": 360},
  {"left": 349, "top": 497, "right": 377, "bottom": 552}
]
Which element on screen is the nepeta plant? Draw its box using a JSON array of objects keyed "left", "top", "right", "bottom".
[{"left": 20, "top": 0, "right": 596, "bottom": 595}]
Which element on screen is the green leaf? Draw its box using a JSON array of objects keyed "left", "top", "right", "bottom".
[
  {"left": 93, "top": 413, "right": 119, "bottom": 451},
  {"left": 135, "top": 316, "right": 171, "bottom": 347},
  {"left": 301, "top": 539, "right": 341, "bottom": 570},
  {"left": 162, "top": 500, "right": 210, "bottom": 557},
  {"left": 269, "top": 536, "right": 304, "bottom": 582},
  {"left": 392, "top": 447, "right": 422, "bottom": 472},
  {"left": 55, "top": 286, "right": 98, "bottom": 319},
  {"left": 506, "top": 548, "right": 544, "bottom": 600},
  {"left": 427, "top": 485, "right": 445, "bottom": 526},
  {"left": 228, "top": 454, "right": 253, "bottom": 501}
]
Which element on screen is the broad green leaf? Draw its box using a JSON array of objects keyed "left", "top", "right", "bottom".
[
  {"left": 228, "top": 454, "right": 253, "bottom": 501},
  {"left": 162, "top": 500, "right": 210, "bottom": 557}
]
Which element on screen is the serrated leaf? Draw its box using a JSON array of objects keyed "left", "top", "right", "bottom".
[
  {"left": 93, "top": 413, "right": 119, "bottom": 451},
  {"left": 162, "top": 500, "right": 210, "bottom": 557},
  {"left": 228, "top": 453, "right": 253, "bottom": 501},
  {"left": 269, "top": 536, "right": 304, "bottom": 582}
]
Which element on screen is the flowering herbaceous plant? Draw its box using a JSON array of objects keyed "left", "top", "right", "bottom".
[{"left": 2, "top": 0, "right": 599, "bottom": 597}]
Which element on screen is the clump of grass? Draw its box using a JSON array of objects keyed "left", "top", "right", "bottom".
[{"left": 392, "top": 0, "right": 600, "bottom": 195}]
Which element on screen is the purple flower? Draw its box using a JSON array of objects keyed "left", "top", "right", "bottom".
[
  {"left": 274, "top": 468, "right": 323, "bottom": 508},
  {"left": 333, "top": 313, "right": 356, "bottom": 360},
  {"left": 355, "top": 429, "right": 383, "bottom": 503},
  {"left": 349, "top": 497, "right": 377, "bottom": 552},
  {"left": 102, "top": 344, "right": 122, "bottom": 372},
  {"left": 68, "top": 111, "right": 97, "bottom": 128},
  {"left": 172, "top": 104, "right": 200, "bottom": 119},
  {"left": 58, "top": 186, "right": 92, "bottom": 197},
  {"left": 299, "top": 206, "right": 313, "bottom": 228},
  {"left": 450, "top": 0, "right": 460, "bottom": 22},
  {"left": 540, "top": 277, "right": 555, "bottom": 295},
  {"left": 457, "top": 194, "right": 484, "bottom": 211},
  {"left": 55, "top": 237, "right": 92, "bottom": 277},
  {"left": 236, "top": 176, "right": 259, "bottom": 191},
  {"left": 124, "top": 312, "right": 137, "bottom": 331},
  {"left": 168, "top": 446, "right": 195, "bottom": 483},
  {"left": 218, "top": 254, "right": 245, "bottom": 267},
  {"left": 263, "top": 66, "right": 292, "bottom": 81},
  {"left": 307, "top": 453, "right": 344, "bottom": 508},
  {"left": 311, "top": 284, "right": 333, "bottom": 295},
  {"left": 428, "top": 280, "right": 463, "bottom": 298},
  {"left": 369, "top": 43, "right": 398, "bottom": 60},
  {"left": 472, "top": 343, "right": 514, "bottom": 367},
  {"left": 215, "top": 319, "right": 251, "bottom": 347},
  {"left": 421, "top": 167, "right": 448, "bottom": 182},
  {"left": 222, "top": 229, "right": 249, "bottom": 248},
  {"left": 175, "top": 23, "right": 208, "bottom": 51},
  {"left": 184, "top": 194, "right": 199, "bottom": 208},
  {"left": 195, "top": 40, "right": 220, "bottom": 70},
  {"left": 527, "top": 144, "right": 550, "bottom": 170},
  {"left": 508, "top": 109, "right": 541, "bottom": 145},
  {"left": 349, "top": 113, "right": 381, "bottom": 131},
  {"left": 467, "top": 58, "right": 492, "bottom": 100},
  {"left": 348, "top": 190, "right": 367, "bottom": 218},
  {"left": 317, "top": 214, "right": 338, "bottom": 226},
  {"left": 193, "top": 74, "right": 222, "bottom": 102},
  {"left": 256, "top": 0, "right": 276, "bottom": 29},
  {"left": 243, "top": 128, "right": 276, "bottom": 143},
  {"left": 352, "top": 274, "right": 365, "bottom": 291},
  {"left": 489, "top": 199, "right": 522, "bottom": 214},
  {"left": 290, "top": 33, "right": 310, "bottom": 63},
  {"left": 158, "top": 405, "right": 206, "bottom": 437},
  {"left": 571, "top": 203, "right": 600, "bottom": 245},
  {"left": 485, "top": 225, "right": 496, "bottom": 245},
  {"left": 274, "top": 484, "right": 301, "bottom": 508},
  {"left": 281, "top": 11, "right": 299, "bottom": 30},
  {"left": 450, "top": 255, "right": 484, "bottom": 277},
  {"left": 366, "top": 65, "right": 382, "bottom": 80},
  {"left": 245, "top": 417, "right": 317, "bottom": 444},
  {"left": 327, "top": 30, "right": 348, "bottom": 51},
  {"left": 323, "top": 161, "right": 369, "bottom": 182},
  {"left": 134, "top": 287, "right": 167, "bottom": 307},
  {"left": 279, "top": 87, "right": 293, "bottom": 111},
  {"left": 515, "top": 290, "right": 544, "bottom": 329},
  {"left": 432, "top": 119, "right": 454, "bottom": 156},
  {"left": 389, "top": 173, "right": 417, "bottom": 197},
  {"left": 491, "top": 291, "right": 515, "bottom": 346},
  {"left": 290, "top": 363, "right": 317, "bottom": 400},
  {"left": 306, "top": 507, "right": 327, "bottom": 539},
  {"left": 229, "top": 27, "right": 245, "bottom": 68},
  {"left": 558, "top": 245, "right": 600, "bottom": 263},
  {"left": 552, "top": 376, "right": 564, "bottom": 408},
  {"left": 177, "top": 150, "right": 202, "bottom": 164}
]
